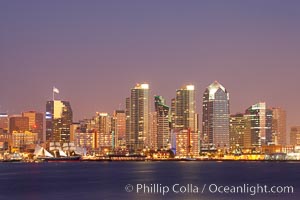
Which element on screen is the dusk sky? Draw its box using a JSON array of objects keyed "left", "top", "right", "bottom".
[{"left": 1, "top": 1, "right": 300, "bottom": 129}]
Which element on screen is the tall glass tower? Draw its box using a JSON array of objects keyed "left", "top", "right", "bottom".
[
  {"left": 126, "top": 83, "right": 150, "bottom": 152},
  {"left": 202, "top": 81, "right": 230, "bottom": 148},
  {"left": 155, "top": 96, "right": 170, "bottom": 150},
  {"left": 245, "top": 102, "right": 273, "bottom": 148},
  {"left": 174, "top": 85, "right": 197, "bottom": 132},
  {"left": 270, "top": 107, "right": 287, "bottom": 145},
  {"left": 46, "top": 100, "right": 73, "bottom": 143}
]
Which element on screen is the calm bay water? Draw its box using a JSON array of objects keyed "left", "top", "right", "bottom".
[{"left": 0, "top": 161, "right": 299, "bottom": 200}]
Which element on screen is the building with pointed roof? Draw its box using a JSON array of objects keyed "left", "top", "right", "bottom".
[{"left": 202, "top": 81, "right": 230, "bottom": 148}]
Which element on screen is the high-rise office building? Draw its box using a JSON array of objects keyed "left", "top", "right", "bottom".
[
  {"left": 202, "top": 81, "right": 230, "bottom": 148},
  {"left": 46, "top": 100, "right": 73, "bottom": 143},
  {"left": 290, "top": 126, "right": 300, "bottom": 146},
  {"left": 170, "top": 98, "right": 176, "bottom": 130},
  {"left": 74, "top": 131, "right": 96, "bottom": 150},
  {"left": 155, "top": 96, "right": 170, "bottom": 150},
  {"left": 0, "top": 113, "right": 8, "bottom": 132},
  {"left": 9, "top": 115, "right": 29, "bottom": 133},
  {"left": 126, "top": 83, "right": 150, "bottom": 151},
  {"left": 0, "top": 113, "right": 10, "bottom": 150},
  {"left": 174, "top": 85, "right": 197, "bottom": 132},
  {"left": 173, "top": 85, "right": 198, "bottom": 155},
  {"left": 95, "top": 112, "right": 113, "bottom": 151},
  {"left": 149, "top": 112, "right": 158, "bottom": 150},
  {"left": 125, "top": 97, "right": 131, "bottom": 149},
  {"left": 245, "top": 102, "right": 272, "bottom": 148},
  {"left": 73, "top": 119, "right": 99, "bottom": 150},
  {"left": 22, "top": 111, "right": 44, "bottom": 142},
  {"left": 176, "top": 129, "right": 199, "bottom": 157},
  {"left": 69, "top": 122, "right": 80, "bottom": 142},
  {"left": 11, "top": 131, "right": 37, "bottom": 149},
  {"left": 229, "top": 113, "right": 251, "bottom": 149},
  {"left": 266, "top": 109, "right": 273, "bottom": 144},
  {"left": 271, "top": 107, "right": 287, "bottom": 145},
  {"left": 112, "top": 110, "right": 126, "bottom": 148}
]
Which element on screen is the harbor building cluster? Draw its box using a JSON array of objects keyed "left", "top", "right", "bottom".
[{"left": 0, "top": 81, "right": 299, "bottom": 161}]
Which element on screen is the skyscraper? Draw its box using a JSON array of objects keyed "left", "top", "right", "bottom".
[
  {"left": 112, "top": 110, "right": 126, "bottom": 148},
  {"left": 22, "top": 111, "right": 44, "bottom": 142},
  {"left": 202, "top": 81, "right": 230, "bottom": 148},
  {"left": 9, "top": 115, "right": 29, "bottom": 133},
  {"left": 229, "top": 113, "right": 251, "bottom": 149},
  {"left": 173, "top": 85, "right": 199, "bottom": 156},
  {"left": 245, "top": 102, "right": 272, "bottom": 148},
  {"left": 126, "top": 83, "right": 150, "bottom": 152},
  {"left": 176, "top": 129, "right": 199, "bottom": 157},
  {"left": 11, "top": 131, "right": 37, "bottom": 149},
  {"left": 46, "top": 100, "right": 73, "bottom": 143},
  {"left": 0, "top": 113, "right": 8, "bottom": 132},
  {"left": 125, "top": 97, "right": 131, "bottom": 149},
  {"left": 0, "top": 113, "right": 9, "bottom": 150},
  {"left": 95, "top": 112, "right": 112, "bottom": 151},
  {"left": 149, "top": 111, "right": 158, "bottom": 150},
  {"left": 174, "top": 85, "right": 197, "bottom": 132},
  {"left": 270, "top": 107, "right": 287, "bottom": 146},
  {"left": 154, "top": 96, "right": 170, "bottom": 150},
  {"left": 290, "top": 126, "right": 300, "bottom": 146},
  {"left": 170, "top": 98, "right": 176, "bottom": 130}
]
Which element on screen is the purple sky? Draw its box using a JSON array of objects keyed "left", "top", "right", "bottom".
[{"left": 0, "top": 1, "right": 300, "bottom": 129}]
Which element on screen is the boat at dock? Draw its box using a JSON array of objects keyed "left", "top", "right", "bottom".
[
  {"left": 81, "top": 155, "right": 111, "bottom": 161},
  {"left": 34, "top": 145, "right": 81, "bottom": 162},
  {"left": 1, "top": 152, "right": 23, "bottom": 162},
  {"left": 108, "top": 154, "right": 146, "bottom": 161}
]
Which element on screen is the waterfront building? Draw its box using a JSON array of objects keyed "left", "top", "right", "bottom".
[
  {"left": 125, "top": 97, "right": 131, "bottom": 149},
  {"left": 290, "top": 126, "right": 300, "bottom": 146},
  {"left": 175, "top": 129, "right": 199, "bottom": 157},
  {"left": 46, "top": 100, "right": 73, "bottom": 143},
  {"left": 74, "top": 131, "right": 96, "bottom": 151},
  {"left": 84, "top": 118, "right": 97, "bottom": 133},
  {"left": 1, "top": 113, "right": 12, "bottom": 150},
  {"left": 70, "top": 122, "right": 80, "bottom": 142},
  {"left": 172, "top": 84, "right": 198, "bottom": 155},
  {"left": 170, "top": 98, "right": 176, "bottom": 130},
  {"left": 245, "top": 102, "right": 272, "bottom": 148},
  {"left": 155, "top": 96, "right": 170, "bottom": 150},
  {"left": 111, "top": 110, "right": 126, "bottom": 148},
  {"left": 174, "top": 85, "right": 197, "bottom": 132},
  {"left": 270, "top": 107, "right": 287, "bottom": 145},
  {"left": 229, "top": 113, "right": 251, "bottom": 150},
  {"left": 0, "top": 128, "right": 10, "bottom": 151},
  {"left": 22, "top": 111, "right": 44, "bottom": 142},
  {"left": 266, "top": 109, "right": 273, "bottom": 144},
  {"left": 202, "top": 81, "right": 230, "bottom": 148},
  {"left": 126, "top": 83, "right": 150, "bottom": 152},
  {"left": 11, "top": 131, "right": 37, "bottom": 150},
  {"left": 71, "top": 119, "right": 99, "bottom": 151},
  {"left": 9, "top": 115, "right": 29, "bottom": 133},
  {"left": 149, "top": 111, "right": 158, "bottom": 150},
  {"left": 95, "top": 112, "right": 113, "bottom": 152},
  {"left": 0, "top": 113, "right": 9, "bottom": 132}
]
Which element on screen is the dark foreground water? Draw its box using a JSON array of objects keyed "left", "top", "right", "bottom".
[{"left": 0, "top": 161, "right": 299, "bottom": 200}]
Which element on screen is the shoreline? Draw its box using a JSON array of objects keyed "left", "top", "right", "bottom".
[{"left": 1, "top": 159, "right": 300, "bottom": 163}]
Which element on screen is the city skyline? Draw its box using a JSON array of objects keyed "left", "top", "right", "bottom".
[
  {"left": 0, "top": 81, "right": 296, "bottom": 127},
  {"left": 0, "top": 81, "right": 294, "bottom": 153},
  {"left": 0, "top": 81, "right": 291, "bottom": 154},
  {"left": 1, "top": 1, "right": 300, "bottom": 129}
]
